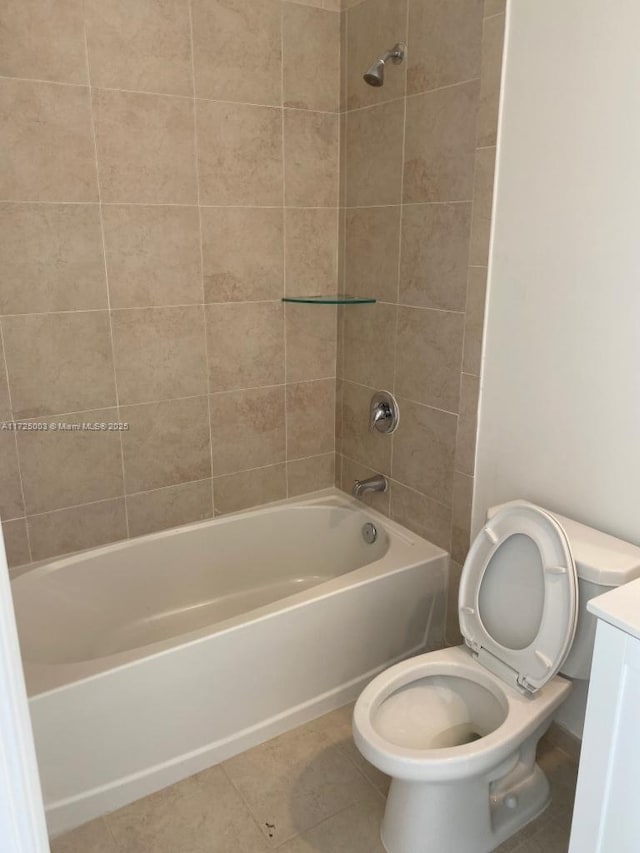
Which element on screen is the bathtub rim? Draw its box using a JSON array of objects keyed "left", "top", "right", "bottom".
[{"left": 12, "top": 489, "right": 418, "bottom": 580}]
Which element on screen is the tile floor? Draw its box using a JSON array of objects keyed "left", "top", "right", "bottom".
[{"left": 50, "top": 704, "right": 578, "bottom": 853}]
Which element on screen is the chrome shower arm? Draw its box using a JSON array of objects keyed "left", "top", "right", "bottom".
[{"left": 363, "top": 43, "right": 406, "bottom": 87}]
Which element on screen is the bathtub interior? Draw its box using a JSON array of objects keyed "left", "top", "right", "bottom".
[{"left": 12, "top": 497, "right": 392, "bottom": 667}]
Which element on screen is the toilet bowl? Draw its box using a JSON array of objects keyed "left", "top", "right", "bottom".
[
  {"left": 353, "top": 500, "right": 640, "bottom": 853},
  {"left": 354, "top": 646, "right": 570, "bottom": 853}
]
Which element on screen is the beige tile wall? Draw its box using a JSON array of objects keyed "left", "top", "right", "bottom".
[
  {"left": 1, "top": 0, "right": 504, "bottom": 591},
  {"left": 0, "top": 0, "right": 341, "bottom": 569},
  {"left": 335, "top": 0, "right": 505, "bottom": 642}
]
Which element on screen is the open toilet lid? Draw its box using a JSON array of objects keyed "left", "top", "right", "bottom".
[{"left": 458, "top": 500, "right": 578, "bottom": 693}]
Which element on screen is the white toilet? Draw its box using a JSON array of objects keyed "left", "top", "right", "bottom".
[{"left": 353, "top": 500, "right": 640, "bottom": 853}]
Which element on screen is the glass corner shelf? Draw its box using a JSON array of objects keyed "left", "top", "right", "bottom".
[{"left": 282, "top": 294, "right": 376, "bottom": 305}]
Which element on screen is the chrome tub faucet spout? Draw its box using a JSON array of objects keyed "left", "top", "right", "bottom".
[{"left": 352, "top": 474, "right": 388, "bottom": 498}]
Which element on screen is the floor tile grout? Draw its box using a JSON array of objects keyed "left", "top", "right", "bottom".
[
  {"left": 101, "top": 816, "right": 121, "bottom": 853},
  {"left": 219, "top": 760, "right": 285, "bottom": 849},
  {"left": 331, "top": 734, "right": 388, "bottom": 801},
  {"left": 220, "top": 716, "right": 386, "bottom": 849}
]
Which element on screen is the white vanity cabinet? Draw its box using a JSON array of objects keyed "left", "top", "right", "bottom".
[{"left": 569, "top": 579, "right": 640, "bottom": 853}]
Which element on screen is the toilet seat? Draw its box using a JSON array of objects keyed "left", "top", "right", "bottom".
[
  {"left": 459, "top": 501, "right": 578, "bottom": 693},
  {"left": 352, "top": 645, "right": 572, "bottom": 783}
]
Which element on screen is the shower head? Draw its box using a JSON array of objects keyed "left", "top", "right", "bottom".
[
  {"left": 363, "top": 59, "right": 386, "bottom": 87},
  {"left": 363, "top": 43, "right": 406, "bottom": 87}
]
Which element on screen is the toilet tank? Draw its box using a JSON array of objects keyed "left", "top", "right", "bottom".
[
  {"left": 487, "top": 504, "right": 640, "bottom": 680},
  {"left": 552, "top": 512, "right": 640, "bottom": 678}
]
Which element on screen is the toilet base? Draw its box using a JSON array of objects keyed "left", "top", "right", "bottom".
[{"left": 380, "top": 731, "right": 551, "bottom": 853}]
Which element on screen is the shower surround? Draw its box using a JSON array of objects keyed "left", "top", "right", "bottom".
[
  {"left": 336, "top": 0, "right": 505, "bottom": 640},
  {"left": 0, "top": 0, "right": 505, "bottom": 612},
  {"left": 0, "top": 0, "right": 341, "bottom": 567}
]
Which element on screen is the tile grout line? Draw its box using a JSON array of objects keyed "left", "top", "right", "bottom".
[
  {"left": 23, "top": 494, "right": 126, "bottom": 524},
  {"left": 330, "top": 740, "right": 388, "bottom": 803},
  {"left": 218, "top": 762, "right": 283, "bottom": 847},
  {"left": 335, "top": 3, "right": 348, "bottom": 472},
  {"left": 0, "top": 323, "right": 33, "bottom": 563},
  {"left": 0, "top": 300, "right": 285, "bottom": 319},
  {"left": 9, "top": 395, "right": 204, "bottom": 424},
  {"left": 272, "top": 797, "right": 384, "bottom": 850},
  {"left": 329, "top": 0, "right": 343, "bottom": 459},
  {"left": 219, "top": 732, "right": 384, "bottom": 850},
  {"left": 98, "top": 813, "right": 121, "bottom": 853},
  {"left": 82, "top": 23, "right": 130, "bottom": 540},
  {"left": 280, "top": 3, "right": 290, "bottom": 498},
  {"left": 343, "top": 73, "right": 481, "bottom": 116},
  {"left": 328, "top": 3, "right": 343, "bottom": 461},
  {"left": 341, "top": 452, "right": 453, "bottom": 515},
  {"left": 0, "top": 73, "right": 344, "bottom": 116},
  {"left": 484, "top": 10, "right": 507, "bottom": 22},
  {"left": 214, "top": 453, "right": 334, "bottom": 482},
  {"left": 346, "top": 200, "right": 474, "bottom": 208},
  {"left": 341, "top": 377, "right": 461, "bottom": 419},
  {"left": 188, "top": 0, "right": 216, "bottom": 522},
  {"left": 5, "top": 378, "right": 338, "bottom": 426},
  {"left": 388, "top": 0, "right": 411, "bottom": 500},
  {"left": 16, "top": 478, "right": 215, "bottom": 522},
  {"left": 376, "top": 301, "right": 465, "bottom": 315},
  {"left": 342, "top": 0, "right": 348, "bottom": 208},
  {"left": 0, "top": 199, "right": 473, "bottom": 209},
  {"left": 10, "top": 450, "right": 333, "bottom": 527},
  {"left": 452, "top": 11, "right": 496, "bottom": 555}
]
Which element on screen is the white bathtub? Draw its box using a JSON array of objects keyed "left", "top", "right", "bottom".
[{"left": 11, "top": 490, "right": 448, "bottom": 836}]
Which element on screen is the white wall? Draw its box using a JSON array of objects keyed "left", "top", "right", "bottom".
[
  {"left": 474, "top": 0, "right": 640, "bottom": 735},
  {"left": 0, "top": 546, "right": 49, "bottom": 852}
]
